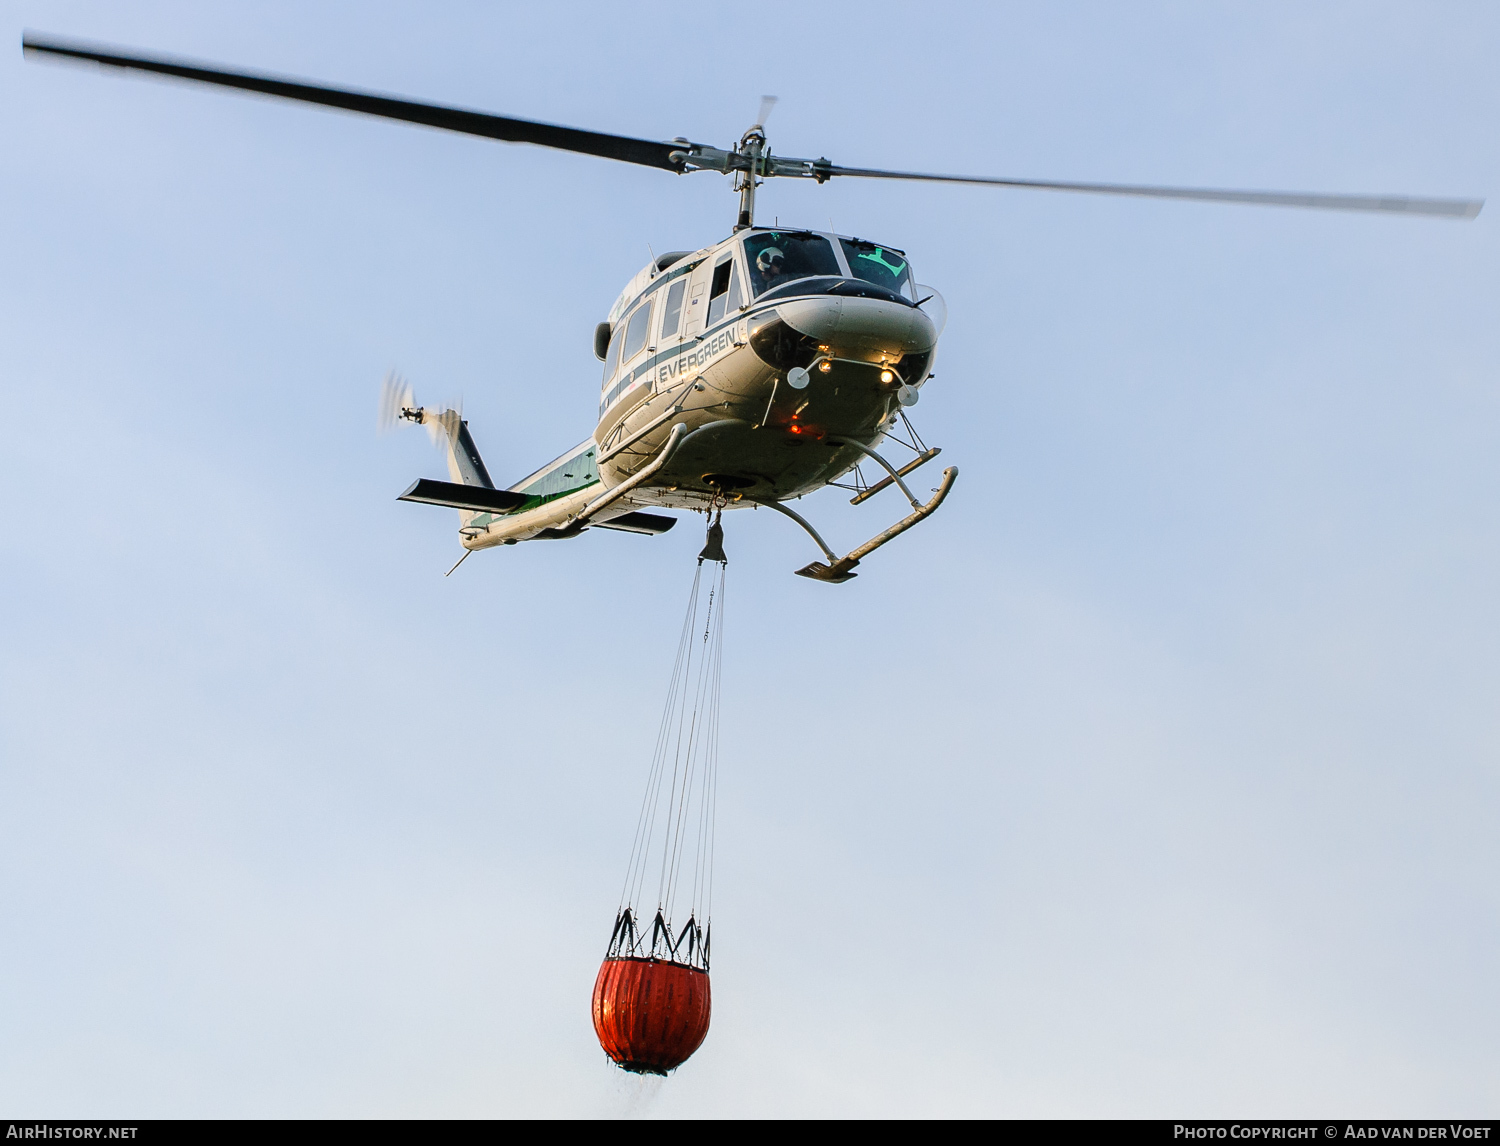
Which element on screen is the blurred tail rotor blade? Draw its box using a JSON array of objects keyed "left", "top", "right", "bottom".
[
  {"left": 755, "top": 95, "right": 778, "bottom": 129},
  {"left": 378, "top": 371, "right": 415, "bottom": 433},
  {"left": 426, "top": 405, "right": 462, "bottom": 449}
]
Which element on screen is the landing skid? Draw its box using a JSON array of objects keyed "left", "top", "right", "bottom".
[{"left": 757, "top": 459, "right": 958, "bottom": 584}]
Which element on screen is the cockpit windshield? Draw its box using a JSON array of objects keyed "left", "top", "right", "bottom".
[
  {"left": 744, "top": 231, "right": 842, "bottom": 296},
  {"left": 840, "top": 239, "right": 914, "bottom": 299}
]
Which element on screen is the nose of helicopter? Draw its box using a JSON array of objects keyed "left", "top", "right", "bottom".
[{"left": 774, "top": 292, "right": 936, "bottom": 356}]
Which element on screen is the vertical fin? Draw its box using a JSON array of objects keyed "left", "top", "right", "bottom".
[
  {"left": 453, "top": 421, "right": 495, "bottom": 488},
  {"left": 428, "top": 409, "right": 494, "bottom": 488},
  {"left": 381, "top": 373, "right": 498, "bottom": 535}
]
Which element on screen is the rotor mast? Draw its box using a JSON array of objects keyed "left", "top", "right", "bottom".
[{"left": 733, "top": 124, "right": 766, "bottom": 230}]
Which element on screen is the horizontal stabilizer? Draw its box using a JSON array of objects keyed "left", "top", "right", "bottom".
[
  {"left": 399, "top": 478, "right": 527, "bottom": 513},
  {"left": 594, "top": 511, "right": 677, "bottom": 535}
]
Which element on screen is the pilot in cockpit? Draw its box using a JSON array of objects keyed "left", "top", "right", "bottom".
[{"left": 755, "top": 246, "right": 788, "bottom": 292}]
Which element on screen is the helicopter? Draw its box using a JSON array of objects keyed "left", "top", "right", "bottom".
[{"left": 22, "top": 33, "right": 1484, "bottom": 583}]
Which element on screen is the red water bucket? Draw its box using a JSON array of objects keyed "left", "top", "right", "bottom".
[{"left": 592, "top": 956, "right": 711, "bottom": 1075}]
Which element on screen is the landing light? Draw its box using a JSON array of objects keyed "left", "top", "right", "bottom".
[
  {"left": 880, "top": 369, "right": 894, "bottom": 383},
  {"left": 818, "top": 361, "right": 832, "bottom": 373}
]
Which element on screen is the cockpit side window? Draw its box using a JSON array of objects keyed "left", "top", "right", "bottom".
[
  {"left": 602, "top": 322, "right": 625, "bottom": 384},
  {"left": 660, "top": 279, "right": 687, "bottom": 340},
  {"left": 706, "top": 256, "right": 735, "bottom": 326},
  {"left": 726, "top": 260, "right": 743, "bottom": 313},
  {"left": 745, "top": 231, "right": 841, "bottom": 296},
  {"left": 621, "top": 299, "right": 653, "bottom": 362},
  {"left": 840, "top": 239, "right": 914, "bottom": 299}
]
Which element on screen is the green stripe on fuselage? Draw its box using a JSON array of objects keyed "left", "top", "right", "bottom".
[{"left": 466, "top": 444, "right": 601, "bottom": 526}]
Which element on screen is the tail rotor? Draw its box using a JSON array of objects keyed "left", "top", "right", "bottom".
[
  {"left": 378, "top": 370, "right": 416, "bottom": 433},
  {"left": 378, "top": 370, "right": 463, "bottom": 448}
]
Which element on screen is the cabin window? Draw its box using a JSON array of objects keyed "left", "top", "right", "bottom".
[
  {"left": 660, "top": 279, "right": 686, "bottom": 339},
  {"left": 840, "top": 239, "right": 914, "bottom": 298},
  {"left": 745, "top": 231, "right": 840, "bottom": 296},
  {"left": 621, "top": 300, "right": 653, "bottom": 362},
  {"left": 706, "top": 257, "right": 735, "bottom": 326}
]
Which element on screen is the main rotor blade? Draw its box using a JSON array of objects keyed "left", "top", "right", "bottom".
[
  {"left": 820, "top": 164, "right": 1483, "bottom": 219},
  {"left": 22, "top": 33, "right": 684, "bottom": 172}
]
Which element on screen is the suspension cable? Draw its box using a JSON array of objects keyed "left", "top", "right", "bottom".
[{"left": 611, "top": 532, "right": 727, "bottom": 970}]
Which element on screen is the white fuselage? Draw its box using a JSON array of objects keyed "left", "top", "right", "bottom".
[{"left": 463, "top": 228, "right": 939, "bottom": 548}]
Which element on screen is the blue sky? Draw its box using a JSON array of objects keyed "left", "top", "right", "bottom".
[{"left": 2, "top": 0, "right": 1497, "bottom": 1117}]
